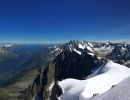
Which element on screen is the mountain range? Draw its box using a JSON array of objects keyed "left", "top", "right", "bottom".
[{"left": 0, "top": 40, "right": 130, "bottom": 100}]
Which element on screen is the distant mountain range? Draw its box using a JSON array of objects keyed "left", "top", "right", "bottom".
[
  {"left": 0, "top": 40, "right": 130, "bottom": 100},
  {"left": 50, "top": 40, "right": 130, "bottom": 66}
]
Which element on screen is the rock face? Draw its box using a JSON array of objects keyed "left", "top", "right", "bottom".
[
  {"left": 54, "top": 49, "right": 101, "bottom": 80},
  {"left": 24, "top": 63, "right": 63, "bottom": 100},
  {"left": 50, "top": 81, "right": 63, "bottom": 100}
]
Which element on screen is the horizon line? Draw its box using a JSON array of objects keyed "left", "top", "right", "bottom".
[{"left": 0, "top": 39, "right": 130, "bottom": 44}]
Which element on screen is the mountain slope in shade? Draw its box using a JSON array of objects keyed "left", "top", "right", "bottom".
[
  {"left": 92, "top": 76, "right": 130, "bottom": 100},
  {"left": 59, "top": 61, "right": 130, "bottom": 100}
]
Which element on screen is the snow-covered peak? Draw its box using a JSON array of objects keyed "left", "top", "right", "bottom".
[
  {"left": 49, "top": 40, "right": 95, "bottom": 57},
  {"left": 88, "top": 42, "right": 93, "bottom": 47},
  {"left": 64, "top": 40, "right": 94, "bottom": 53},
  {"left": 78, "top": 43, "right": 85, "bottom": 49}
]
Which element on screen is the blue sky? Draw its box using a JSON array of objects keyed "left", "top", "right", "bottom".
[{"left": 0, "top": 0, "right": 130, "bottom": 43}]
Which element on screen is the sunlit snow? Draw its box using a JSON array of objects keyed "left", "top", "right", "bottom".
[{"left": 59, "top": 61, "right": 130, "bottom": 100}]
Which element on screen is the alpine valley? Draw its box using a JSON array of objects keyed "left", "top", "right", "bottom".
[{"left": 0, "top": 40, "right": 130, "bottom": 100}]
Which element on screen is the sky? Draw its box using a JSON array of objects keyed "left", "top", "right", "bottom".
[{"left": 0, "top": 0, "right": 130, "bottom": 43}]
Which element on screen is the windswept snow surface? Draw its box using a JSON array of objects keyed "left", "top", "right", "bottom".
[
  {"left": 86, "top": 45, "right": 93, "bottom": 52},
  {"left": 86, "top": 62, "right": 106, "bottom": 79},
  {"left": 88, "top": 53, "right": 95, "bottom": 57},
  {"left": 92, "top": 76, "right": 130, "bottom": 100},
  {"left": 79, "top": 44, "right": 85, "bottom": 49},
  {"left": 59, "top": 61, "right": 130, "bottom": 100},
  {"left": 78, "top": 42, "right": 94, "bottom": 52},
  {"left": 88, "top": 42, "right": 93, "bottom": 48}
]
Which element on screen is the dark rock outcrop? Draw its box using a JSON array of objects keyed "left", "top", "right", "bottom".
[
  {"left": 24, "top": 63, "right": 63, "bottom": 100},
  {"left": 50, "top": 81, "right": 63, "bottom": 100},
  {"left": 54, "top": 49, "right": 101, "bottom": 80}
]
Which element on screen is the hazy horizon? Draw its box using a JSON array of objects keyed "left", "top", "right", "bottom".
[{"left": 1, "top": 39, "right": 130, "bottom": 44}]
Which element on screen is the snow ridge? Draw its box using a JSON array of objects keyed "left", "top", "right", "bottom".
[{"left": 59, "top": 61, "right": 130, "bottom": 100}]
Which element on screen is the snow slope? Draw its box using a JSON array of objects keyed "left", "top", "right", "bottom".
[
  {"left": 59, "top": 61, "right": 130, "bottom": 100},
  {"left": 92, "top": 76, "right": 130, "bottom": 100},
  {"left": 74, "top": 49, "right": 81, "bottom": 55}
]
